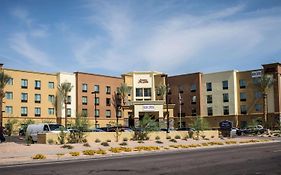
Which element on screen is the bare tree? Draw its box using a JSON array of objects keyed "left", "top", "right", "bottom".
[{"left": 58, "top": 82, "right": 73, "bottom": 128}]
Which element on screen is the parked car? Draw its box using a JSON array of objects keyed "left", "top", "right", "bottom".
[
  {"left": 176, "top": 127, "right": 195, "bottom": 131},
  {"left": 26, "top": 123, "right": 64, "bottom": 143},
  {"left": 89, "top": 128, "right": 105, "bottom": 132},
  {"left": 236, "top": 125, "right": 265, "bottom": 136}
]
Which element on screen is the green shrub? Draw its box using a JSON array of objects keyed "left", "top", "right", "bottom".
[
  {"left": 82, "top": 150, "right": 95, "bottom": 155},
  {"left": 166, "top": 136, "right": 171, "bottom": 139},
  {"left": 155, "top": 136, "right": 160, "bottom": 140},
  {"left": 106, "top": 139, "right": 111, "bottom": 142},
  {"left": 95, "top": 139, "right": 101, "bottom": 143},
  {"left": 101, "top": 142, "right": 109, "bottom": 147},
  {"left": 169, "top": 139, "right": 177, "bottom": 143},
  {"left": 58, "top": 126, "right": 66, "bottom": 144},
  {"left": 69, "top": 152, "right": 80, "bottom": 156},
  {"left": 61, "top": 144, "right": 74, "bottom": 149},
  {"left": 156, "top": 140, "right": 163, "bottom": 144},
  {"left": 47, "top": 139, "right": 55, "bottom": 145},
  {"left": 95, "top": 149, "right": 107, "bottom": 155},
  {"left": 175, "top": 135, "right": 181, "bottom": 139},
  {"left": 32, "top": 154, "right": 46, "bottom": 160},
  {"left": 188, "top": 130, "right": 194, "bottom": 139}
]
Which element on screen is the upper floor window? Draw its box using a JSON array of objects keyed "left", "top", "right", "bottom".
[
  {"left": 48, "top": 95, "right": 55, "bottom": 103},
  {"left": 191, "top": 108, "right": 197, "bottom": 116},
  {"left": 6, "top": 106, "right": 13, "bottom": 114},
  {"left": 206, "top": 82, "right": 212, "bottom": 91},
  {"left": 94, "top": 85, "right": 100, "bottom": 93},
  {"left": 207, "top": 107, "right": 213, "bottom": 116},
  {"left": 35, "top": 107, "right": 41, "bottom": 117},
  {"left": 240, "top": 92, "right": 247, "bottom": 101},
  {"left": 82, "top": 109, "right": 88, "bottom": 117},
  {"left": 255, "top": 91, "right": 262, "bottom": 99},
  {"left": 67, "top": 96, "right": 71, "bottom": 104},
  {"left": 95, "top": 97, "right": 100, "bottom": 105},
  {"left": 35, "top": 80, "right": 41, "bottom": 90},
  {"left": 222, "top": 80, "right": 228, "bottom": 90},
  {"left": 207, "top": 95, "right": 212, "bottom": 104},
  {"left": 106, "top": 98, "right": 111, "bottom": 106},
  {"left": 223, "top": 106, "right": 229, "bottom": 115},
  {"left": 239, "top": 79, "right": 246, "bottom": 89},
  {"left": 7, "top": 78, "right": 13, "bottom": 85},
  {"left": 48, "top": 108, "right": 55, "bottom": 115},
  {"left": 255, "top": 104, "right": 262, "bottom": 112},
  {"left": 240, "top": 105, "right": 247, "bottom": 114},
  {"left": 82, "top": 83, "right": 88, "bottom": 92},
  {"left": 178, "top": 85, "right": 184, "bottom": 93},
  {"left": 5, "top": 92, "right": 13, "bottom": 99},
  {"left": 106, "top": 110, "right": 111, "bottom": 118},
  {"left": 67, "top": 108, "right": 71, "bottom": 117},
  {"left": 136, "top": 88, "right": 143, "bottom": 97},
  {"left": 223, "top": 93, "right": 229, "bottom": 102},
  {"left": 95, "top": 109, "right": 100, "bottom": 117},
  {"left": 82, "top": 96, "right": 88, "bottom": 105},
  {"left": 21, "top": 79, "right": 28, "bottom": 89},
  {"left": 21, "top": 107, "right": 28, "bottom": 116},
  {"left": 144, "top": 88, "right": 151, "bottom": 97},
  {"left": 106, "top": 86, "right": 111, "bottom": 94},
  {"left": 191, "top": 96, "right": 196, "bottom": 104},
  {"left": 191, "top": 84, "right": 196, "bottom": 92},
  {"left": 21, "top": 93, "right": 28, "bottom": 102},
  {"left": 48, "top": 82, "right": 55, "bottom": 89},
  {"left": 35, "top": 94, "right": 41, "bottom": 103}
]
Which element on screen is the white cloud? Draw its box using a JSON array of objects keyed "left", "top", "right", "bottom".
[{"left": 9, "top": 33, "right": 53, "bottom": 67}]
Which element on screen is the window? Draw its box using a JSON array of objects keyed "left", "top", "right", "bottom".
[
  {"left": 35, "top": 80, "right": 41, "bottom": 89},
  {"left": 48, "top": 82, "right": 54, "bottom": 89},
  {"left": 48, "top": 108, "right": 54, "bottom": 115},
  {"left": 239, "top": 79, "right": 246, "bottom": 89},
  {"left": 82, "top": 96, "right": 88, "bottom": 105},
  {"left": 67, "top": 108, "right": 71, "bottom": 117},
  {"left": 21, "top": 79, "right": 28, "bottom": 88},
  {"left": 240, "top": 105, "right": 247, "bottom": 114},
  {"left": 94, "top": 85, "right": 99, "bottom": 93},
  {"left": 223, "top": 93, "right": 229, "bottom": 102},
  {"left": 7, "top": 78, "right": 13, "bottom": 85},
  {"left": 67, "top": 96, "right": 71, "bottom": 104},
  {"left": 255, "top": 104, "right": 262, "bottom": 112},
  {"left": 35, "top": 107, "right": 41, "bottom": 117},
  {"left": 21, "top": 93, "right": 28, "bottom": 102},
  {"left": 5, "top": 92, "right": 13, "bottom": 99},
  {"left": 178, "top": 86, "right": 184, "bottom": 93},
  {"left": 191, "top": 96, "right": 196, "bottom": 104},
  {"left": 144, "top": 88, "right": 151, "bottom": 97},
  {"left": 223, "top": 106, "right": 229, "bottom": 115},
  {"left": 255, "top": 91, "right": 262, "bottom": 99},
  {"left": 222, "top": 80, "right": 228, "bottom": 90},
  {"left": 106, "top": 86, "right": 111, "bottom": 94},
  {"left": 106, "top": 110, "right": 111, "bottom": 118},
  {"left": 206, "top": 82, "right": 212, "bottom": 91},
  {"left": 136, "top": 88, "right": 143, "bottom": 97},
  {"left": 95, "top": 97, "right": 100, "bottom": 105},
  {"left": 207, "top": 95, "right": 212, "bottom": 104},
  {"left": 191, "top": 108, "right": 196, "bottom": 116},
  {"left": 35, "top": 94, "right": 41, "bottom": 103},
  {"left": 21, "top": 107, "right": 28, "bottom": 116},
  {"left": 106, "top": 98, "right": 111, "bottom": 106},
  {"left": 82, "top": 109, "right": 88, "bottom": 117},
  {"left": 95, "top": 109, "right": 100, "bottom": 117},
  {"left": 253, "top": 77, "right": 260, "bottom": 85},
  {"left": 117, "top": 110, "right": 122, "bottom": 118},
  {"left": 240, "top": 92, "right": 247, "bottom": 101},
  {"left": 191, "top": 84, "right": 196, "bottom": 92},
  {"left": 82, "top": 83, "right": 88, "bottom": 92},
  {"left": 48, "top": 95, "right": 55, "bottom": 103},
  {"left": 5, "top": 106, "right": 13, "bottom": 114},
  {"left": 207, "top": 107, "right": 213, "bottom": 116}
]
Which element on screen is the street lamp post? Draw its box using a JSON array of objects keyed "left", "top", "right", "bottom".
[
  {"left": 91, "top": 91, "right": 98, "bottom": 128},
  {"left": 179, "top": 92, "right": 182, "bottom": 129}
]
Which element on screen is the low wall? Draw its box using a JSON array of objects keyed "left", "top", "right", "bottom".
[{"left": 38, "top": 130, "right": 219, "bottom": 144}]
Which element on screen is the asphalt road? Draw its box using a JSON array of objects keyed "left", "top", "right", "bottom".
[{"left": 1, "top": 142, "right": 281, "bottom": 175}]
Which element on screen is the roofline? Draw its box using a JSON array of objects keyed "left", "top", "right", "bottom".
[
  {"left": 169, "top": 72, "right": 202, "bottom": 78},
  {"left": 74, "top": 71, "right": 122, "bottom": 79},
  {"left": 262, "top": 62, "right": 281, "bottom": 67},
  {"left": 4, "top": 68, "right": 57, "bottom": 76}
]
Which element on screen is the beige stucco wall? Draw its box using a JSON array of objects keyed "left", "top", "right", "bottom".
[
  {"left": 202, "top": 70, "right": 238, "bottom": 116},
  {"left": 3, "top": 69, "right": 57, "bottom": 122}
]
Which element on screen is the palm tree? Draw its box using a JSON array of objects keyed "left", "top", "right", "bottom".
[
  {"left": 156, "top": 84, "right": 166, "bottom": 100},
  {"left": 58, "top": 82, "right": 73, "bottom": 128},
  {"left": 117, "top": 83, "right": 131, "bottom": 105},
  {"left": 52, "top": 94, "right": 61, "bottom": 124},
  {"left": 254, "top": 74, "right": 274, "bottom": 128},
  {"left": 0, "top": 71, "right": 12, "bottom": 138}
]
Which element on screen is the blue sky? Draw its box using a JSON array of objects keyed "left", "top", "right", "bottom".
[{"left": 0, "top": 0, "right": 281, "bottom": 76}]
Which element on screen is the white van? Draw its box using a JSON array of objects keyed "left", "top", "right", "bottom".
[{"left": 26, "top": 123, "right": 63, "bottom": 142}]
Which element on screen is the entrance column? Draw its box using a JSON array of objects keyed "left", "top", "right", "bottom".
[{"left": 134, "top": 108, "right": 139, "bottom": 127}]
